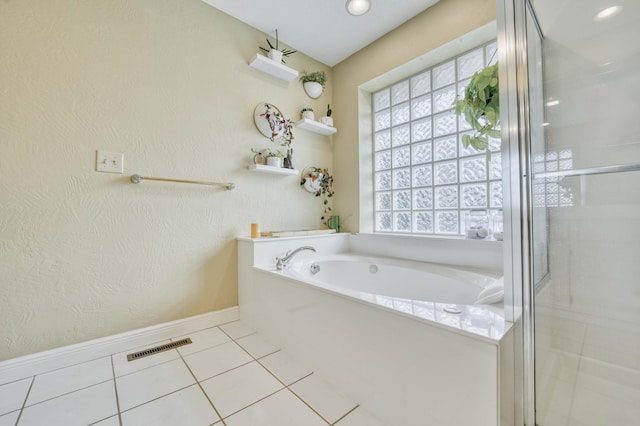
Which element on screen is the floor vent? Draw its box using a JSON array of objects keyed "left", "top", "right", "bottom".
[{"left": 126, "top": 338, "right": 192, "bottom": 362}]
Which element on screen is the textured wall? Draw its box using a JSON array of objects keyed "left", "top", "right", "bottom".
[
  {"left": 331, "top": 0, "right": 496, "bottom": 232},
  {"left": 0, "top": 0, "right": 333, "bottom": 360}
]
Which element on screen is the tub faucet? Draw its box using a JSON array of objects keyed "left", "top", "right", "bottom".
[{"left": 276, "top": 246, "right": 316, "bottom": 271}]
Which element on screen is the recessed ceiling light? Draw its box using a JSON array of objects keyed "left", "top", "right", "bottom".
[
  {"left": 594, "top": 5, "right": 623, "bottom": 21},
  {"left": 346, "top": 0, "right": 371, "bottom": 16}
]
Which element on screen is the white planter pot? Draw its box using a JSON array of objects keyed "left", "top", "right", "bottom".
[
  {"left": 266, "top": 156, "right": 282, "bottom": 168},
  {"left": 302, "top": 110, "right": 315, "bottom": 120},
  {"left": 318, "top": 116, "right": 333, "bottom": 127},
  {"left": 303, "top": 82, "right": 323, "bottom": 99},
  {"left": 268, "top": 49, "right": 283, "bottom": 63}
]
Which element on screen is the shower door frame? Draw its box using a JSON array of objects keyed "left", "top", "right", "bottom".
[{"left": 496, "top": 0, "right": 540, "bottom": 424}]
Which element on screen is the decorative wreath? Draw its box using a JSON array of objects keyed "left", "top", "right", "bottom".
[{"left": 260, "top": 103, "right": 294, "bottom": 147}]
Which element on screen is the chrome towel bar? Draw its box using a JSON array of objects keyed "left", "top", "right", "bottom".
[{"left": 130, "top": 174, "right": 235, "bottom": 190}]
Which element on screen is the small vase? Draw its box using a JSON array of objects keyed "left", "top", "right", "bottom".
[
  {"left": 318, "top": 116, "right": 333, "bottom": 126},
  {"left": 302, "top": 110, "right": 315, "bottom": 120},
  {"left": 268, "top": 49, "right": 283, "bottom": 63},
  {"left": 283, "top": 155, "right": 294, "bottom": 169},
  {"left": 266, "top": 156, "right": 282, "bottom": 168}
]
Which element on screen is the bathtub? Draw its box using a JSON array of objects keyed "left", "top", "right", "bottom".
[{"left": 238, "top": 234, "right": 512, "bottom": 426}]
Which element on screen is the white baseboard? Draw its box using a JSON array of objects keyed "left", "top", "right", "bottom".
[{"left": 0, "top": 307, "right": 239, "bottom": 385}]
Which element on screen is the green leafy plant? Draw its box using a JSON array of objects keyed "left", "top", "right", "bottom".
[
  {"left": 251, "top": 147, "right": 284, "bottom": 158},
  {"left": 454, "top": 62, "right": 500, "bottom": 156},
  {"left": 259, "top": 29, "right": 296, "bottom": 64},
  {"left": 299, "top": 71, "right": 328, "bottom": 88},
  {"left": 301, "top": 107, "right": 314, "bottom": 112},
  {"left": 326, "top": 104, "right": 332, "bottom": 117},
  {"left": 300, "top": 167, "right": 335, "bottom": 226}
]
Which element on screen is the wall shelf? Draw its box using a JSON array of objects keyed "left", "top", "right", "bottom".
[
  {"left": 248, "top": 164, "right": 299, "bottom": 176},
  {"left": 248, "top": 54, "right": 299, "bottom": 82},
  {"left": 295, "top": 118, "right": 337, "bottom": 136}
]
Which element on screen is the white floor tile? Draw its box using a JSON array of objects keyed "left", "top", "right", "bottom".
[
  {"left": 236, "top": 333, "right": 279, "bottom": 359},
  {"left": 183, "top": 341, "right": 252, "bottom": 382},
  {"left": 290, "top": 374, "right": 358, "bottom": 424},
  {"left": 116, "top": 358, "right": 195, "bottom": 411},
  {"left": 0, "top": 377, "right": 32, "bottom": 415},
  {"left": 121, "top": 384, "right": 219, "bottom": 426},
  {"left": 112, "top": 340, "right": 179, "bottom": 377},
  {"left": 91, "top": 415, "right": 120, "bottom": 425},
  {"left": 0, "top": 411, "right": 20, "bottom": 426},
  {"left": 259, "top": 351, "right": 313, "bottom": 385},
  {"left": 26, "top": 357, "right": 113, "bottom": 406},
  {"left": 219, "top": 321, "right": 255, "bottom": 340},
  {"left": 225, "top": 389, "right": 326, "bottom": 426},
  {"left": 200, "top": 361, "right": 283, "bottom": 418},
  {"left": 173, "top": 327, "right": 231, "bottom": 356},
  {"left": 19, "top": 381, "right": 117, "bottom": 426},
  {"left": 335, "top": 406, "right": 386, "bottom": 425}
]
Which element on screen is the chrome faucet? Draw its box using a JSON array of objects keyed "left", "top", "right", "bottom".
[{"left": 275, "top": 246, "right": 316, "bottom": 270}]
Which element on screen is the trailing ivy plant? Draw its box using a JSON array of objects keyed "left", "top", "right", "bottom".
[{"left": 454, "top": 62, "right": 500, "bottom": 157}]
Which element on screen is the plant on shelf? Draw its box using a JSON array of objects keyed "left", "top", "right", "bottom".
[
  {"left": 300, "top": 167, "right": 335, "bottom": 226},
  {"left": 300, "top": 71, "right": 327, "bottom": 99},
  {"left": 252, "top": 147, "right": 285, "bottom": 168},
  {"left": 454, "top": 62, "right": 500, "bottom": 157},
  {"left": 319, "top": 104, "right": 334, "bottom": 127},
  {"left": 301, "top": 107, "right": 314, "bottom": 120},
  {"left": 259, "top": 29, "right": 296, "bottom": 64}
]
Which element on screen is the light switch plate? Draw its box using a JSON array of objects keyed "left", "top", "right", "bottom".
[{"left": 96, "top": 150, "right": 124, "bottom": 174}]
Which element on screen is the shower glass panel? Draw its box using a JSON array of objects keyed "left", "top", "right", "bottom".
[{"left": 529, "top": 0, "right": 640, "bottom": 424}]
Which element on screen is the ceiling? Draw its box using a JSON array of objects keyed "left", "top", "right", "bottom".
[{"left": 200, "top": 0, "right": 441, "bottom": 67}]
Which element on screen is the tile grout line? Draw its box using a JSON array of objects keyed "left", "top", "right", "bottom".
[
  {"left": 110, "top": 355, "right": 123, "bottom": 426},
  {"left": 12, "top": 375, "right": 34, "bottom": 426},
  {"left": 175, "top": 348, "right": 227, "bottom": 426},
  {"left": 8, "top": 355, "right": 114, "bottom": 383},
  {"left": 218, "top": 326, "right": 331, "bottom": 424},
  {"left": 331, "top": 404, "right": 360, "bottom": 425},
  {"left": 20, "top": 378, "right": 114, "bottom": 410}
]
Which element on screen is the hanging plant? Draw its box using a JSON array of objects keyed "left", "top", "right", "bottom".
[
  {"left": 300, "top": 167, "right": 334, "bottom": 226},
  {"left": 454, "top": 62, "right": 500, "bottom": 156}
]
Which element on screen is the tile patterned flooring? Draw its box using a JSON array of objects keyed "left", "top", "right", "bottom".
[{"left": 0, "top": 321, "right": 384, "bottom": 426}]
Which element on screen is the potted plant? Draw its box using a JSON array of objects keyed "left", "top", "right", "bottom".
[
  {"left": 300, "top": 167, "right": 335, "bottom": 226},
  {"left": 299, "top": 71, "right": 327, "bottom": 99},
  {"left": 259, "top": 29, "right": 296, "bottom": 64},
  {"left": 318, "top": 104, "right": 333, "bottom": 127},
  {"left": 265, "top": 149, "right": 285, "bottom": 168},
  {"left": 301, "top": 108, "right": 315, "bottom": 120},
  {"left": 454, "top": 62, "right": 500, "bottom": 157}
]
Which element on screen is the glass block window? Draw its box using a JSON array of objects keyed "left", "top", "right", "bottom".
[{"left": 373, "top": 41, "right": 501, "bottom": 235}]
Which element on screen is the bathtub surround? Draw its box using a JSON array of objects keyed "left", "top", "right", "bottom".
[
  {"left": 238, "top": 233, "right": 510, "bottom": 425},
  {"left": 0, "top": 0, "right": 332, "bottom": 360}
]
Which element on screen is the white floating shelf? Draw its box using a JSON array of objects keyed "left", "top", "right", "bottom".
[
  {"left": 248, "top": 164, "right": 299, "bottom": 176},
  {"left": 295, "top": 118, "right": 337, "bottom": 136},
  {"left": 248, "top": 54, "right": 299, "bottom": 82}
]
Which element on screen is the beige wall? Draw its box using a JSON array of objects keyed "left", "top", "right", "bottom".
[
  {"left": 332, "top": 0, "right": 496, "bottom": 232},
  {"left": 0, "top": 0, "right": 332, "bottom": 360}
]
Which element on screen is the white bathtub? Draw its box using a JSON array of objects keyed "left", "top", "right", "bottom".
[
  {"left": 284, "top": 254, "right": 496, "bottom": 304},
  {"left": 238, "top": 234, "right": 512, "bottom": 426}
]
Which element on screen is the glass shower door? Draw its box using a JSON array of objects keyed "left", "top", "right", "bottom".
[{"left": 528, "top": 0, "right": 640, "bottom": 424}]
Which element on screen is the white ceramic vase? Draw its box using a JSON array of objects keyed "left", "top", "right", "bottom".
[
  {"left": 268, "top": 49, "right": 283, "bottom": 63},
  {"left": 302, "top": 110, "right": 315, "bottom": 120},
  {"left": 318, "top": 116, "right": 333, "bottom": 127},
  {"left": 303, "top": 82, "right": 323, "bottom": 99},
  {"left": 266, "top": 156, "right": 282, "bottom": 168}
]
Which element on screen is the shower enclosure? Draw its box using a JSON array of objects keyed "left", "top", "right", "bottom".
[{"left": 499, "top": 0, "right": 640, "bottom": 424}]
